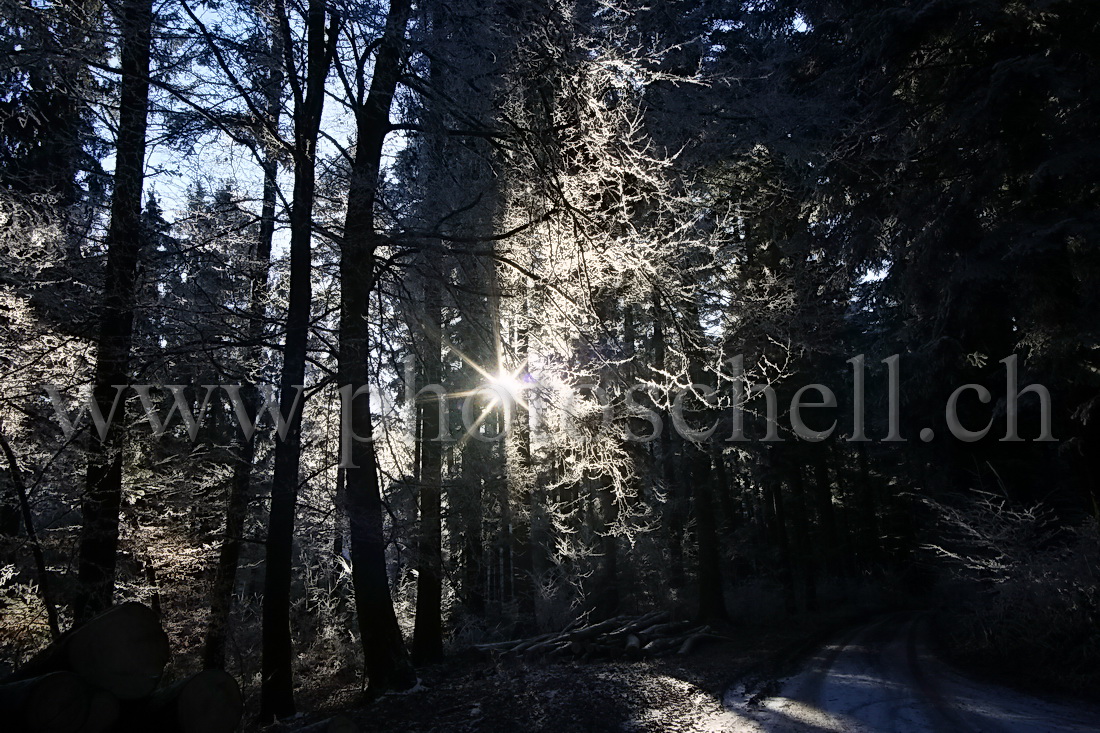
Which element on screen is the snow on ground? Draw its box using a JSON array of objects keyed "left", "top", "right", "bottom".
[{"left": 725, "top": 613, "right": 1100, "bottom": 733}]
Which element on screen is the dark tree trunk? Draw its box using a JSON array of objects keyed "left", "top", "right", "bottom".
[
  {"left": 460, "top": 449, "right": 485, "bottom": 613},
  {"left": 764, "top": 458, "right": 797, "bottom": 614},
  {"left": 855, "top": 442, "right": 879, "bottom": 571},
  {"left": 203, "top": 18, "right": 283, "bottom": 672},
  {"left": 687, "top": 443, "right": 726, "bottom": 620},
  {"left": 788, "top": 463, "right": 817, "bottom": 613},
  {"left": 663, "top": 434, "right": 687, "bottom": 591},
  {"left": 333, "top": 467, "right": 346, "bottom": 557},
  {"left": 711, "top": 442, "right": 738, "bottom": 531},
  {"left": 455, "top": 277, "right": 491, "bottom": 612},
  {"left": 682, "top": 296, "right": 727, "bottom": 621},
  {"left": 595, "top": 481, "right": 620, "bottom": 618},
  {"left": 509, "top": 302, "right": 535, "bottom": 619},
  {"left": 338, "top": 0, "right": 416, "bottom": 692},
  {"left": 0, "top": 432, "right": 60, "bottom": 638},
  {"left": 499, "top": 476, "right": 513, "bottom": 606},
  {"left": 651, "top": 292, "right": 686, "bottom": 591},
  {"left": 412, "top": 282, "right": 444, "bottom": 662},
  {"left": 73, "top": 0, "right": 153, "bottom": 625},
  {"left": 259, "top": 0, "right": 335, "bottom": 720},
  {"left": 813, "top": 455, "right": 839, "bottom": 578}
]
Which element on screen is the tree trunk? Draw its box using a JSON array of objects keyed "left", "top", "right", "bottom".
[
  {"left": 652, "top": 292, "right": 685, "bottom": 591},
  {"left": 0, "top": 430, "right": 60, "bottom": 638},
  {"left": 789, "top": 463, "right": 817, "bottom": 612},
  {"left": 259, "top": 0, "right": 335, "bottom": 720},
  {"left": 412, "top": 281, "right": 444, "bottom": 661},
  {"left": 764, "top": 458, "right": 797, "bottom": 614},
  {"left": 460, "top": 443, "right": 485, "bottom": 613},
  {"left": 73, "top": 0, "right": 153, "bottom": 625},
  {"left": 508, "top": 300, "right": 535, "bottom": 620},
  {"left": 338, "top": 0, "right": 416, "bottom": 692},
  {"left": 711, "top": 442, "right": 738, "bottom": 531},
  {"left": 203, "top": 13, "right": 284, "bottom": 673},
  {"left": 687, "top": 442, "right": 726, "bottom": 620},
  {"left": 812, "top": 455, "right": 839, "bottom": 578},
  {"left": 681, "top": 296, "right": 727, "bottom": 621},
  {"left": 595, "top": 481, "right": 620, "bottom": 618},
  {"left": 855, "top": 442, "right": 879, "bottom": 571}
]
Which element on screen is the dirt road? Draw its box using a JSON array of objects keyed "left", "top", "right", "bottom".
[{"left": 723, "top": 613, "right": 1100, "bottom": 732}]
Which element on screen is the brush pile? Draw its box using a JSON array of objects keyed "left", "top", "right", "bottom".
[{"left": 475, "top": 611, "right": 728, "bottom": 661}]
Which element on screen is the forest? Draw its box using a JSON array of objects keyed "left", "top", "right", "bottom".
[{"left": 1, "top": 0, "right": 1098, "bottom": 731}]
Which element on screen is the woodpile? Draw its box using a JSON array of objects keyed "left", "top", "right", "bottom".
[
  {"left": 294, "top": 715, "right": 359, "bottom": 733},
  {"left": 474, "top": 611, "right": 729, "bottom": 661},
  {"left": 1, "top": 602, "right": 243, "bottom": 733}
]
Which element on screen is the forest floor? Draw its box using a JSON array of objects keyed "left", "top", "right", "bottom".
[
  {"left": 271, "top": 615, "right": 847, "bottom": 733},
  {"left": 265, "top": 608, "right": 1100, "bottom": 733}
]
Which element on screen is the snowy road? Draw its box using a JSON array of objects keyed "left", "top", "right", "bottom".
[{"left": 723, "top": 613, "right": 1100, "bottom": 732}]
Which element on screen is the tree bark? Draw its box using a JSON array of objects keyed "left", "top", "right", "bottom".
[
  {"left": 595, "top": 480, "right": 620, "bottom": 618},
  {"left": 459, "top": 439, "right": 486, "bottom": 613},
  {"left": 508, "top": 300, "right": 535, "bottom": 620},
  {"left": 0, "top": 429, "right": 60, "bottom": 638},
  {"left": 73, "top": 0, "right": 153, "bottom": 625},
  {"left": 338, "top": 0, "right": 416, "bottom": 692},
  {"left": 788, "top": 462, "right": 817, "bottom": 613},
  {"left": 652, "top": 292, "right": 686, "bottom": 591},
  {"left": 681, "top": 296, "right": 727, "bottom": 621},
  {"left": 813, "top": 455, "right": 839, "bottom": 578},
  {"left": 855, "top": 442, "right": 879, "bottom": 571},
  {"left": 203, "top": 13, "right": 284, "bottom": 672},
  {"left": 259, "top": 0, "right": 336, "bottom": 720},
  {"left": 764, "top": 455, "right": 797, "bottom": 614},
  {"left": 412, "top": 280, "right": 444, "bottom": 661},
  {"left": 686, "top": 442, "right": 726, "bottom": 620}
]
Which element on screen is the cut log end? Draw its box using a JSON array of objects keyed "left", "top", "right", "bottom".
[
  {"left": 78, "top": 689, "right": 120, "bottom": 733},
  {"left": 67, "top": 602, "right": 171, "bottom": 700},
  {"left": 0, "top": 671, "right": 90, "bottom": 733},
  {"left": 6, "top": 604, "right": 245, "bottom": 733},
  {"left": 167, "top": 669, "right": 243, "bottom": 733}
]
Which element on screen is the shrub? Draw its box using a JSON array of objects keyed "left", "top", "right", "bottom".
[{"left": 922, "top": 492, "right": 1100, "bottom": 696}]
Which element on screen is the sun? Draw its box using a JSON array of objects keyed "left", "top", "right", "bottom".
[{"left": 488, "top": 364, "right": 529, "bottom": 408}]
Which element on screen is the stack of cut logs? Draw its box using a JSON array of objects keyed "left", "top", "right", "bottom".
[
  {"left": 474, "top": 611, "right": 727, "bottom": 660},
  {"left": 0, "top": 602, "right": 242, "bottom": 733}
]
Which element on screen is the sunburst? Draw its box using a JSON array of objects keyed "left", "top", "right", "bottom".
[{"left": 413, "top": 337, "right": 530, "bottom": 449}]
